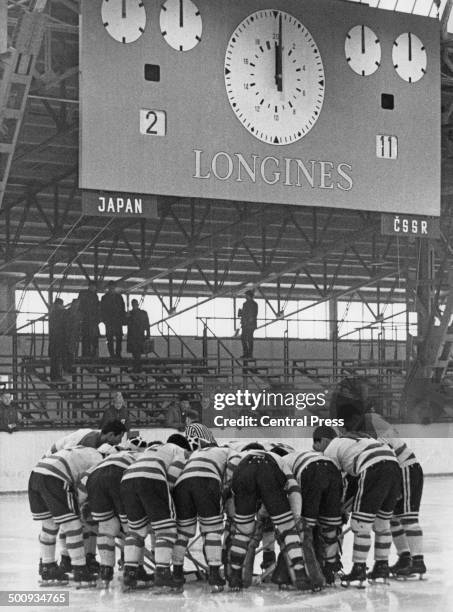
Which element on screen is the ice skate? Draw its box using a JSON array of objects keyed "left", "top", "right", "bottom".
[
  {"left": 208, "top": 565, "right": 225, "bottom": 593},
  {"left": 153, "top": 566, "right": 183, "bottom": 594},
  {"left": 136, "top": 565, "right": 153, "bottom": 584},
  {"left": 59, "top": 554, "right": 72, "bottom": 575},
  {"left": 390, "top": 552, "right": 414, "bottom": 579},
  {"left": 99, "top": 565, "right": 114, "bottom": 589},
  {"left": 86, "top": 553, "right": 100, "bottom": 577},
  {"left": 409, "top": 556, "right": 427, "bottom": 580},
  {"left": 172, "top": 564, "right": 185, "bottom": 589},
  {"left": 39, "top": 562, "right": 69, "bottom": 587},
  {"left": 367, "top": 560, "right": 390, "bottom": 584},
  {"left": 228, "top": 567, "right": 243, "bottom": 591},
  {"left": 73, "top": 564, "right": 97, "bottom": 589},
  {"left": 340, "top": 562, "right": 367, "bottom": 588},
  {"left": 294, "top": 567, "right": 317, "bottom": 592},
  {"left": 323, "top": 559, "right": 342, "bottom": 586}
]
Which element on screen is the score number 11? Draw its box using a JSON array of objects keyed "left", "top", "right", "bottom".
[{"left": 376, "top": 134, "right": 398, "bottom": 160}]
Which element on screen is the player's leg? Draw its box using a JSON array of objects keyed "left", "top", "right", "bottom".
[
  {"left": 144, "top": 479, "right": 179, "bottom": 589},
  {"left": 341, "top": 470, "right": 375, "bottom": 585},
  {"left": 257, "top": 460, "right": 312, "bottom": 590},
  {"left": 193, "top": 477, "right": 225, "bottom": 590},
  {"left": 172, "top": 479, "right": 197, "bottom": 588},
  {"left": 368, "top": 462, "right": 402, "bottom": 581},
  {"left": 393, "top": 463, "right": 425, "bottom": 576},
  {"left": 229, "top": 461, "right": 259, "bottom": 589},
  {"left": 318, "top": 463, "right": 343, "bottom": 583},
  {"left": 120, "top": 478, "right": 150, "bottom": 589}
]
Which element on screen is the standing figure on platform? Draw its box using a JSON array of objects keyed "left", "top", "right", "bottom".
[
  {"left": 238, "top": 290, "right": 258, "bottom": 359},
  {"left": 78, "top": 280, "right": 100, "bottom": 358},
  {"left": 48, "top": 298, "right": 67, "bottom": 381},
  {"left": 101, "top": 280, "right": 126, "bottom": 358},
  {"left": 126, "top": 299, "right": 150, "bottom": 372},
  {"left": 64, "top": 298, "right": 81, "bottom": 372}
]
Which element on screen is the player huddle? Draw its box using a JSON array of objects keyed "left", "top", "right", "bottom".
[{"left": 27, "top": 410, "right": 426, "bottom": 594}]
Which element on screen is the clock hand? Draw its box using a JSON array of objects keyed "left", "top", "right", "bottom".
[
  {"left": 361, "top": 24, "right": 365, "bottom": 54},
  {"left": 179, "top": 0, "right": 184, "bottom": 28},
  {"left": 122, "top": 0, "right": 126, "bottom": 19},
  {"left": 408, "top": 32, "right": 412, "bottom": 62},
  {"left": 276, "top": 13, "right": 283, "bottom": 92}
]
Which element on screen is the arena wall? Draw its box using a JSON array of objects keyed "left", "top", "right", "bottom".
[{"left": 1, "top": 424, "right": 452, "bottom": 492}]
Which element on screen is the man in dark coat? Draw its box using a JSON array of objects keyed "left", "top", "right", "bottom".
[
  {"left": 126, "top": 298, "right": 150, "bottom": 371},
  {"left": 0, "top": 391, "right": 20, "bottom": 433},
  {"left": 100, "top": 281, "right": 126, "bottom": 358},
  {"left": 48, "top": 298, "right": 67, "bottom": 380},
  {"left": 78, "top": 280, "right": 100, "bottom": 358},
  {"left": 238, "top": 290, "right": 258, "bottom": 359}
]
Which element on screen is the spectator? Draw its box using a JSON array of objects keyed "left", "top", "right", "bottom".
[
  {"left": 65, "top": 298, "right": 82, "bottom": 372},
  {"left": 127, "top": 298, "right": 150, "bottom": 372},
  {"left": 238, "top": 290, "right": 258, "bottom": 359},
  {"left": 100, "top": 280, "right": 126, "bottom": 358},
  {"left": 99, "top": 391, "right": 130, "bottom": 434},
  {"left": 48, "top": 298, "right": 67, "bottom": 381},
  {"left": 0, "top": 391, "right": 20, "bottom": 433},
  {"left": 78, "top": 280, "right": 100, "bottom": 358},
  {"left": 166, "top": 394, "right": 191, "bottom": 430}
]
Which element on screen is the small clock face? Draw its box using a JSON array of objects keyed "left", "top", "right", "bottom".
[
  {"left": 160, "top": 0, "right": 202, "bottom": 52},
  {"left": 101, "top": 0, "right": 146, "bottom": 44},
  {"left": 224, "top": 10, "right": 325, "bottom": 145},
  {"left": 345, "top": 25, "right": 381, "bottom": 76},
  {"left": 392, "top": 32, "right": 426, "bottom": 83}
]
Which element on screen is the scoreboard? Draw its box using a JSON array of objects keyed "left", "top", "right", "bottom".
[{"left": 80, "top": 0, "right": 440, "bottom": 216}]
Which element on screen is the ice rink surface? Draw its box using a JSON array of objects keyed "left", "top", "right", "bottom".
[{"left": 0, "top": 476, "right": 452, "bottom": 612}]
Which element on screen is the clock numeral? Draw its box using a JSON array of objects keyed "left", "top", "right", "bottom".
[
  {"left": 243, "top": 58, "right": 249, "bottom": 64},
  {"left": 243, "top": 83, "right": 249, "bottom": 90},
  {"left": 376, "top": 134, "right": 398, "bottom": 160},
  {"left": 255, "top": 105, "right": 261, "bottom": 112},
  {"left": 255, "top": 38, "right": 260, "bottom": 45},
  {"left": 274, "top": 114, "right": 279, "bottom": 121}
]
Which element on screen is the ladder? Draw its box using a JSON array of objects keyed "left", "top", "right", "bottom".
[{"left": 0, "top": 3, "right": 47, "bottom": 208}]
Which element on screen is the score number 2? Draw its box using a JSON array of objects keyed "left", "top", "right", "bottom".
[{"left": 140, "top": 110, "right": 166, "bottom": 136}]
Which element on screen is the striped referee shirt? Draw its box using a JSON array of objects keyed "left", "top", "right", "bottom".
[{"left": 184, "top": 423, "right": 217, "bottom": 443}]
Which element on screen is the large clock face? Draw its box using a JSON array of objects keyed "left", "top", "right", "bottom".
[
  {"left": 224, "top": 10, "right": 325, "bottom": 145},
  {"left": 101, "top": 0, "right": 146, "bottom": 44}
]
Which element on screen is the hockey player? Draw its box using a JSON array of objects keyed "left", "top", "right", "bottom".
[
  {"left": 341, "top": 406, "right": 426, "bottom": 577},
  {"left": 225, "top": 443, "right": 312, "bottom": 592},
  {"left": 319, "top": 430, "right": 401, "bottom": 585},
  {"left": 120, "top": 434, "right": 191, "bottom": 591},
  {"left": 83, "top": 437, "right": 148, "bottom": 587},
  {"left": 45, "top": 421, "right": 127, "bottom": 456},
  {"left": 172, "top": 438, "right": 236, "bottom": 592},
  {"left": 28, "top": 445, "right": 104, "bottom": 586},
  {"left": 280, "top": 427, "right": 343, "bottom": 585}
]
